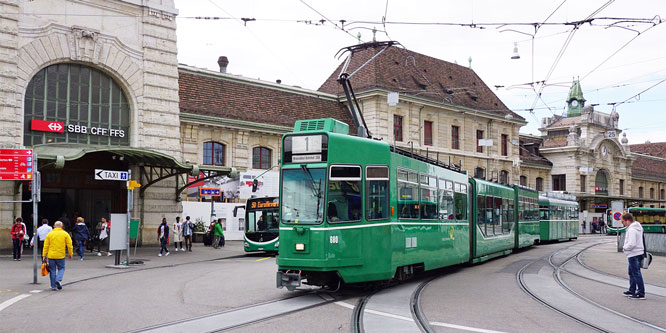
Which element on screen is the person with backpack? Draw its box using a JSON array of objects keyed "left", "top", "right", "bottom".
[
  {"left": 157, "top": 218, "right": 170, "bottom": 257},
  {"left": 621, "top": 213, "right": 646, "bottom": 300},
  {"left": 72, "top": 217, "right": 92, "bottom": 260},
  {"left": 213, "top": 219, "right": 224, "bottom": 249}
]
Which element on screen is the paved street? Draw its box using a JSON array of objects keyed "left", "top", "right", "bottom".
[{"left": 2, "top": 235, "right": 664, "bottom": 332}]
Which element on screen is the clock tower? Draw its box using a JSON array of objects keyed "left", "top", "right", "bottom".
[{"left": 566, "top": 79, "right": 586, "bottom": 117}]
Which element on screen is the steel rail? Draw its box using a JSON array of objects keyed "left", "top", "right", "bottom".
[
  {"left": 351, "top": 294, "right": 371, "bottom": 333},
  {"left": 550, "top": 243, "right": 666, "bottom": 332},
  {"left": 410, "top": 277, "right": 435, "bottom": 333},
  {"left": 516, "top": 242, "right": 609, "bottom": 333}
]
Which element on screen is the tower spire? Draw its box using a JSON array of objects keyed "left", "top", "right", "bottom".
[{"left": 566, "top": 79, "right": 585, "bottom": 117}]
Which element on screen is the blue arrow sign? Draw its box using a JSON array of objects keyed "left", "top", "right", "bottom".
[{"left": 200, "top": 188, "right": 221, "bottom": 196}]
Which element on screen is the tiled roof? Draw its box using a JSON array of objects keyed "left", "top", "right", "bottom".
[
  {"left": 178, "top": 67, "right": 355, "bottom": 129},
  {"left": 630, "top": 142, "right": 666, "bottom": 158},
  {"left": 318, "top": 42, "right": 524, "bottom": 121},
  {"left": 545, "top": 116, "right": 582, "bottom": 128},
  {"left": 519, "top": 135, "right": 552, "bottom": 167},
  {"left": 632, "top": 155, "right": 666, "bottom": 180},
  {"left": 542, "top": 135, "right": 568, "bottom": 148}
]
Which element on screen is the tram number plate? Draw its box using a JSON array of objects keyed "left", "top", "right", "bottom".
[
  {"left": 292, "top": 135, "right": 322, "bottom": 154},
  {"left": 329, "top": 235, "right": 339, "bottom": 244}
]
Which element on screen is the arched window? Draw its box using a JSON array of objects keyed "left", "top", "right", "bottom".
[
  {"left": 23, "top": 63, "right": 130, "bottom": 146},
  {"left": 203, "top": 141, "right": 225, "bottom": 166},
  {"left": 595, "top": 170, "right": 608, "bottom": 195},
  {"left": 519, "top": 175, "right": 527, "bottom": 186},
  {"left": 536, "top": 177, "right": 543, "bottom": 191},
  {"left": 252, "top": 147, "right": 272, "bottom": 169},
  {"left": 499, "top": 170, "right": 509, "bottom": 185}
]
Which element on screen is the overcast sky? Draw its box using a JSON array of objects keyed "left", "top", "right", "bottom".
[{"left": 174, "top": 0, "right": 665, "bottom": 144}]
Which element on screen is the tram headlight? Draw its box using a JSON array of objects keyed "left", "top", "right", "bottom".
[
  {"left": 275, "top": 241, "right": 279, "bottom": 248},
  {"left": 243, "top": 242, "right": 249, "bottom": 247},
  {"left": 295, "top": 243, "right": 305, "bottom": 251}
]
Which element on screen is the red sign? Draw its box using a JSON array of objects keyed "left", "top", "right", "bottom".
[
  {"left": 31, "top": 119, "right": 64, "bottom": 133},
  {"left": 0, "top": 149, "right": 33, "bottom": 180},
  {"left": 188, "top": 172, "right": 205, "bottom": 188}
]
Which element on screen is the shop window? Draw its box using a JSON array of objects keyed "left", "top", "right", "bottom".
[
  {"left": 366, "top": 166, "right": 389, "bottom": 220},
  {"left": 552, "top": 175, "right": 566, "bottom": 191},
  {"left": 424, "top": 121, "right": 433, "bottom": 146},
  {"left": 519, "top": 175, "right": 527, "bottom": 186},
  {"left": 394, "top": 115, "right": 403, "bottom": 142},
  {"left": 252, "top": 147, "right": 272, "bottom": 169},
  {"left": 451, "top": 125, "right": 460, "bottom": 150},
  {"left": 203, "top": 141, "right": 225, "bottom": 166},
  {"left": 23, "top": 63, "right": 130, "bottom": 146},
  {"left": 476, "top": 130, "right": 484, "bottom": 153},
  {"left": 536, "top": 177, "right": 543, "bottom": 191},
  {"left": 501, "top": 134, "right": 508, "bottom": 156}
]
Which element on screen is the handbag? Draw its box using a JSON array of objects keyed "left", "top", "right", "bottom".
[
  {"left": 40, "top": 262, "right": 50, "bottom": 276},
  {"left": 641, "top": 233, "right": 652, "bottom": 269}
]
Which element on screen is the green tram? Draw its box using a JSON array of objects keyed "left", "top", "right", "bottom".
[
  {"left": 276, "top": 118, "right": 570, "bottom": 290},
  {"left": 608, "top": 207, "right": 666, "bottom": 234},
  {"left": 243, "top": 197, "right": 280, "bottom": 253},
  {"left": 538, "top": 193, "right": 579, "bottom": 242}
]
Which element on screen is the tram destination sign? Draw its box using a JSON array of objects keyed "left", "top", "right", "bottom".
[
  {"left": 95, "top": 169, "right": 128, "bottom": 181},
  {"left": 0, "top": 149, "right": 33, "bottom": 180}
]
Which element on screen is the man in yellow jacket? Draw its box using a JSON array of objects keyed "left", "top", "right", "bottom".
[{"left": 42, "top": 221, "right": 73, "bottom": 291}]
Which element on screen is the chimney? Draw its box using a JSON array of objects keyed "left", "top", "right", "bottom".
[
  {"left": 217, "top": 56, "right": 229, "bottom": 73},
  {"left": 276, "top": 79, "right": 281, "bottom": 84}
]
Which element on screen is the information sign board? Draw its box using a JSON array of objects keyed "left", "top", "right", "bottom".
[
  {"left": 0, "top": 149, "right": 33, "bottom": 180},
  {"left": 95, "top": 169, "right": 128, "bottom": 181},
  {"left": 200, "top": 188, "right": 221, "bottom": 196}
]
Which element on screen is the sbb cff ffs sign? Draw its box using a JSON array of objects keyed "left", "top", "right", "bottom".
[{"left": 0, "top": 149, "right": 33, "bottom": 180}]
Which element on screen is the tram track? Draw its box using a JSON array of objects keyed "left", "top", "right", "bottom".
[
  {"left": 351, "top": 294, "right": 370, "bottom": 333},
  {"left": 518, "top": 239, "right": 666, "bottom": 332},
  {"left": 410, "top": 277, "right": 435, "bottom": 333}
]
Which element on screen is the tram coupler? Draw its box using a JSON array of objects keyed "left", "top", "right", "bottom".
[{"left": 276, "top": 271, "right": 301, "bottom": 291}]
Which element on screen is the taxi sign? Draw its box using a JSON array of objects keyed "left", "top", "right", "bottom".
[
  {"left": 95, "top": 169, "right": 128, "bottom": 181},
  {"left": 200, "top": 188, "right": 221, "bottom": 196}
]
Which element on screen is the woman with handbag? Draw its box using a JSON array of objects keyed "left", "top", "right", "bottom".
[{"left": 11, "top": 217, "right": 25, "bottom": 261}]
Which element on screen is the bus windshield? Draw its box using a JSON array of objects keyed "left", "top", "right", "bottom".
[
  {"left": 629, "top": 208, "right": 666, "bottom": 224},
  {"left": 281, "top": 167, "right": 325, "bottom": 224},
  {"left": 246, "top": 198, "right": 279, "bottom": 232}
]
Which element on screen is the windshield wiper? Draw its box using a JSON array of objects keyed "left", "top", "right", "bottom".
[{"left": 300, "top": 165, "right": 323, "bottom": 220}]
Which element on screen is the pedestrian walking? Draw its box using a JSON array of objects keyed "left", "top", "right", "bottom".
[
  {"left": 621, "top": 213, "right": 646, "bottom": 300},
  {"left": 30, "top": 219, "right": 52, "bottom": 255},
  {"left": 10, "top": 217, "right": 26, "bottom": 261},
  {"left": 182, "top": 216, "right": 194, "bottom": 252},
  {"left": 96, "top": 218, "right": 111, "bottom": 256},
  {"left": 157, "top": 218, "right": 170, "bottom": 256},
  {"left": 72, "top": 217, "right": 91, "bottom": 260},
  {"left": 42, "top": 221, "right": 73, "bottom": 291},
  {"left": 600, "top": 219, "right": 606, "bottom": 234},
  {"left": 213, "top": 219, "right": 224, "bottom": 249},
  {"left": 581, "top": 220, "right": 586, "bottom": 234},
  {"left": 173, "top": 216, "right": 184, "bottom": 251}
]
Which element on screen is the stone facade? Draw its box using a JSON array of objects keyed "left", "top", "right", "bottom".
[{"left": 0, "top": 0, "right": 182, "bottom": 247}]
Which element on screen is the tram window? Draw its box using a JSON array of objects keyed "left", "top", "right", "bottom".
[
  {"left": 454, "top": 184, "right": 467, "bottom": 221},
  {"left": 438, "top": 179, "right": 454, "bottom": 221},
  {"left": 518, "top": 198, "right": 524, "bottom": 221},
  {"left": 327, "top": 165, "right": 362, "bottom": 223},
  {"left": 540, "top": 206, "right": 549, "bottom": 220},
  {"left": 398, "top": 169, "right": 419, "bottom": 219},
  {"left": 502, "top": 198, "right": 510, "bottom": 233},
  {"left": 477, "top": 195, "right": 486, "bottom": 235},
  {"left": 421, "top": 177, "right": 437, "bottom": 220},
  {"left": 486, "top": 196, "right": 494, "bottom": 235},
  {"left": 366, "top": 166, "right": 389, "bottom": 221},
  {"left": 494, "top": 197, "right": 503, "bottom": 235},
  {"left": 508, "top": 199, "right": 515, "bottom": 230}
]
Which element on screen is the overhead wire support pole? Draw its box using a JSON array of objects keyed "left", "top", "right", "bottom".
[{"left": 32, "top": 154, "right": 39, "bottom": 284}]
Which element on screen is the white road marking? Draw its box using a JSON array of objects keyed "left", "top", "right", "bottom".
[
  {"left": 332, "top": 301, "right": 506, "bottom": 333},
  {"left": 430, "top": 321, "right": 507, "bottom": 333},
  {"left": 0, "top": 294, "right": 31, "bottom": 312},
  {"left": 334, "top": 301, "right": 355, "bottom": 310},
  {"left": 29, "top": 290, "right": 43, "bottom": 293}
]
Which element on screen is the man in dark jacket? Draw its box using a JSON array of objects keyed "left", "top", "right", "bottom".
[
  {"left": 72, "top": 217, "right": 91, "bottom": 260},
  {"left": 158, "top": 218, "right": 170, "bottom": 257}
]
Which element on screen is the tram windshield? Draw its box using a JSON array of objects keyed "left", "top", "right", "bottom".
[{"left": 281, "top": 167, "right": 325, "bottom": 224}]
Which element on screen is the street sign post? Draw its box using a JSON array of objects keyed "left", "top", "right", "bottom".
[{"left": 95, "top": 169, "right": 128, "bottom": 181}]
